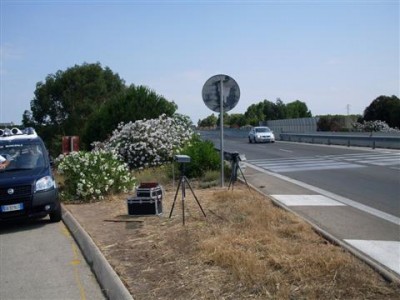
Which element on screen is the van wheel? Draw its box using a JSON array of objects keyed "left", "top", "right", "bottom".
[
  {"left": 249, "top": 137, "right": 252, "bottom": 143},
  {"left": 50, "top": 205, "right": 62, "bottom": 222}
]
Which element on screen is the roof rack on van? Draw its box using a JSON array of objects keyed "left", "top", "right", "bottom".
[{"left": 0, "top": 127, "right": 37, "bottom": 138}]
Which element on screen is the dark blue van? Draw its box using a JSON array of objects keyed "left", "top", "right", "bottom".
[{"left": 0, "top": 128, "right": 61, "bottom": 222}]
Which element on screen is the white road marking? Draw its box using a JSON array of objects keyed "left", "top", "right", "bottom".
[
  {"left": 269, "top": 162, "right": 358, "bottom": 170},
  {"left": 249, "top": 158, "right": 363, "bottom": 173},
  {"left": 344, "top": 240, "right": 400, "bottom": 275},
  {"left": 249, "top": 152, "right": 400, "bottom": 173},
  {"left": 279, "top": 148, "right": 293, "bottom": 153},
  {"left": 271, "top": 195, "right": 346, "bottom": 206},
  {"left": 319, "top": 152, "right": 400, "bottom": 167}
]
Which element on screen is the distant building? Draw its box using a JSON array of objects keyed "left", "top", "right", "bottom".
[{"left": 0, "top": 122, "right": 15, "bottom": 128}]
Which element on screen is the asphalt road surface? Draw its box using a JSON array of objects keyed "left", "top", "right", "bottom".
[
  {"left": 0, "top": 217, "right": 105, "bottom": 300},
  {"left": 203, "top": 133, "right": 400, "bottom": 278},
  {"left": 206, "top": 135, "right": 400, "bottom": 219}
]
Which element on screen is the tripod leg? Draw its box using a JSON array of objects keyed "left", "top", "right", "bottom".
[
  {"left": 229, "top": 175, "right": 235, "bottom": 190},
  {"left": 169, "top": 177, "right": 182, "bottom": 218},
  {"left": 184, "top": 176, "right": 206, "bottom": 218},
  {"left": 181, "top": 177, "right": 185, "bottom": 225},
  {"left": 228, "top": 161, "right": 234, "bottom": 190},
  {"left": 238, "top": 165, "right": 251, "bottom": 192},
  {"left": 228, "top": 174, "right": 233, "bottom": 190},
  {"left": 229, "top": 162, "right": 239, "bottom": 190}
]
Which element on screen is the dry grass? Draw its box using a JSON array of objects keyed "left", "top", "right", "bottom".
[
  {"left": 66, "top": 183, "right": 400, "bottom": 299},
  {"left": 196, "top": 189, "right": 398, "bottom": 299}
]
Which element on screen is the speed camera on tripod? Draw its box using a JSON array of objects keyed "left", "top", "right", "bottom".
[
  {"left": 223, "top": 151, "right": 246, "bottom": 163},
  {"left": 170, "top": 154, "right": 206, "bottom": 225},
  {"left": 224, "top": 151, "right": 250, "bottom": 190}
]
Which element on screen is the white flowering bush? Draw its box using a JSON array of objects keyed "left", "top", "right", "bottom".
[
  {"left": 56, "top": 150, "right": 136, "bottom": 202},
  {"left": 96, "top": 114, "right": 194, "bottom": 169},
  {"left": 352, "top": 120, "right": 400, "bottom": 133}
]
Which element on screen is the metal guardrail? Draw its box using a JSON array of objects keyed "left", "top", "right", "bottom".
[
  {"left": 198, "top": 129, "right": 400, "bottom": 150},
  {"left": 280, "top": 133, "right": 400, "bottom": 149},
  {"left": 198, "top": 128, "right": 249, "bottom": 139}
]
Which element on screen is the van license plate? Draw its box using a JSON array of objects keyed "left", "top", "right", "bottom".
[{"left": 1, "top": 203, "right": 24, "bottom": 212}]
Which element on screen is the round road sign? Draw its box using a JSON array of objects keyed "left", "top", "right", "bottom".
[{"left": 202, "top": 74, "right": 240, "bottom": 113}]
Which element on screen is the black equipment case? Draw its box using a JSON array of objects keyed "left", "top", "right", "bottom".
[{"left": 127, "top": 182, "right": 163, "bottom": 215}]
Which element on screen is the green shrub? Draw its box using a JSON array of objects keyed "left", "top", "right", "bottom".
[
  {"left": 178, "top": 135, "right": 220, "bottom": 178},
  {"left": 202, "top": 170, "right": 220, "bottom": 182},
  {"left": 197, "top": 170, "right": 219, "bottom": 189},
  {"left": 135, "top": 165, "right": 171, "bottom": 186}
]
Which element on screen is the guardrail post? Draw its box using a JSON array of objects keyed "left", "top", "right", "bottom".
[
  {"left": 372, "top": 140, "right": 376, "bottom": 149},
  {"left": 347, "top": 139, "right": 350, "bottom": 147}
]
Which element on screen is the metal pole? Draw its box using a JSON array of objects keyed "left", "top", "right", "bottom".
[{"left": 220, "top": 79, "right": 224, "bottom": 187}]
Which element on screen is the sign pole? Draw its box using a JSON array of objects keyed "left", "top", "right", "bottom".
[
  {"left": 220, "top": 79, "right": 224, "bottom": 187},
  {"left": 202, "top": 74, "right": 240, "bottom": 188}
]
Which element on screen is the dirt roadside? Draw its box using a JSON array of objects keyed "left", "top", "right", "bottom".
[{"left": 64, "top": 184, "right": 400, "bottom": 300}]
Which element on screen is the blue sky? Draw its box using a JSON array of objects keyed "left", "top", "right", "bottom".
[{"left": 1, "top": 0, "right": 398, "bottom": 125}]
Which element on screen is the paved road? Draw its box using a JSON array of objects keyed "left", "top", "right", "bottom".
[
  {"left": 203, "top": 133, "right": 400, "bottom": 279},
  {"left": 0, "top": 217, "right": 106, "bottom": 300},
  {"left": 208, "top": 135, "right": 400, "bottom": 218}
]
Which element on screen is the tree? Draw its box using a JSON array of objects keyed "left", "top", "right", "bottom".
[
  {"left": 216, "top": 112, "right": 230, "bottom": 127},
  {"left": 262, "top": 100, "right": 278, "bottom": 120},
  {"left": 198, "top": 114, "right": 218, "bottom": 127},
  {"left": 317, "top": 115, "right": 344, "bottom": 131},
  {"left": 262, "top": 99, "right": 288, "bottom": 120},
  {"left": 244, "top": 99, "right": 288, "bottom": 125},
  {"left": 227, "top": 113, "right": 247, "bottom": 127},
  {"left": 317, "top": 114, "right": 360, "bottom": 131},
  {"left": 27, "top": 62, "right": 125, "bottom": 154},
  {"left": 83, "top": 85, "right": 177, "bottom": 147},
  {"left": 245, "top": 102, "right": 265, "bottom": 125},
  {"left": 22, "top": 110, "right": 34, "bottom": 127},
  {"left": 286, "top": 100, "right": 312, "bottom": 119},
  {"left": 275, "top": 98, "right": 287, "bottom": 120},
  {"left": 363, "top": 95, "right": 400, "bottom": 129}
]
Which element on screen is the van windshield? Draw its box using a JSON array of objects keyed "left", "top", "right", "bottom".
[{"left": 0, "top": 143, "right": 46, "bottom": 171}]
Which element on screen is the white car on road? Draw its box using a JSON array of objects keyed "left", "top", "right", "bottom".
[{"left": 248, "top": 126, "right": 275, "bottom": 143}]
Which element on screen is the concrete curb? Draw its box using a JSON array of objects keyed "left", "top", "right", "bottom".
[{"left": 61, "top": 205, "right": 133, "bottom": 300}]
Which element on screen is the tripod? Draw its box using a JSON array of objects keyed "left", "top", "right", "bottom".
[
  {"left": 169, "top": 164, "right": 206, "bottom": 225},
  {"left": 228, "top": 155, "right": 251, "bottom": 191}
]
